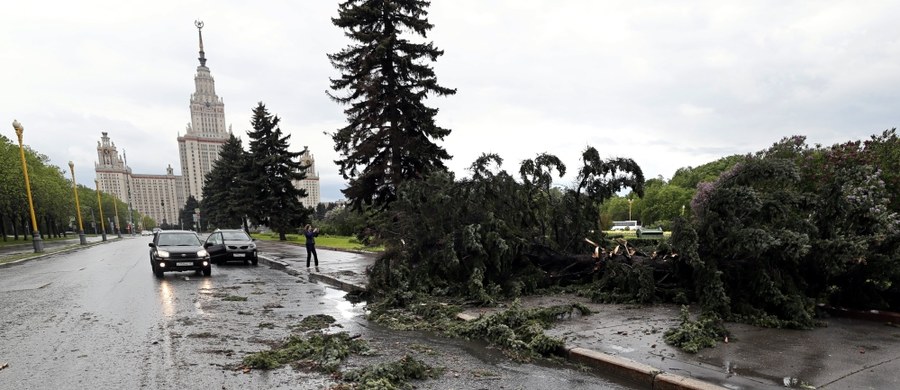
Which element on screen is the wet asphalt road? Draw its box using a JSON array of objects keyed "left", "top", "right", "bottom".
[{"left": 0, "top": 237, "right": 637, "bottom": 389}]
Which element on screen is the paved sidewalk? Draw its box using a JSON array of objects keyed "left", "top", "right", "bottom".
[
  {"left": 0, "top": 235, "right": 116, "bottom": 265},
  {"left": 255, "top": 240, "right": 371, "bottom": 292},
  {"left": 255, "top": 239, "right": 900, "bottom": 390}
]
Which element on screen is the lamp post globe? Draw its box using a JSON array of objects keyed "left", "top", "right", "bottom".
[
  {"left": 68, "top": 161, "right": 88, "bottom": 245},
  {"left": 12, "top": 120, "right": 44, "bottom": 253}
]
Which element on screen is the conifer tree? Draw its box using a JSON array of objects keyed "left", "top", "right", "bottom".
[
  {"left": 179, "top": 195, "right": 200, "bottom": 231},
  {"left": 328, "top": 0, "right": 456, "bottom": 210},
  {"left": 201, "top": 134, "right": 248, "bottom": 230},
  {"left": 244, "top": 103, "right": 309, "bottom": 240}
]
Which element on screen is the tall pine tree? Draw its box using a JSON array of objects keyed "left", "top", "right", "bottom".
[
  {"left": 328, "top": 0, "right": 456, "bottom": 210},
  {"left": 179, "top": 195, "right": 201, "bottom": 231},
  {"left": 244, "top": 103, "right": 309, "bottom": 240},
  {"left": 201, "top": 134, "right": 249, "bottom": 230}
]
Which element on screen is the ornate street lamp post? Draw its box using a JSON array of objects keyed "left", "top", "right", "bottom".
[
  {"left": 113, "top": 197, "right": 122, "bottom": 238},
  {"left": 94, "top": 180, "right": 107, "bottom": 241},
  {"left": 68, "top": 161, "right": 88, "bottom": 245},
  {"left": 12, "top": 120, "right": 44, "bottom": 253},
  {"left": 123, "top": 150, "right": 135, "bottom": 236}
]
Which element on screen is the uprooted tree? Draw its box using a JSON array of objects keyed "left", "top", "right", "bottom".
[
  {"left": 368, "top": 148, "right": 645, "bottom": 306},
  {"left": 366, "top": 131, "right": 900, "bottom": 334}
]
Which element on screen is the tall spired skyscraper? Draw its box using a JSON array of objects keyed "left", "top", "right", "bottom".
[{"left": 177, "top": 20, "right": 229, "bottom": 202}]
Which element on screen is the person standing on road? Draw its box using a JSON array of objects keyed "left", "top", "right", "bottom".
[{"left": 304, "top": 224, "right": 319, "bottom": 267}]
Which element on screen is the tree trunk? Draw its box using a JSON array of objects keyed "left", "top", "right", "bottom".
[{"left": 0, "top": 212, "right": 6, "bottom": 242}]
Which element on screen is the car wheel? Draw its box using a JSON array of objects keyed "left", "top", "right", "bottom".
[
  {"left": 243, "top": 259, "right": 249, "bottom": 265},
  {"left": 154, "top": 267, "right": 164, "bottom": 278},
  {"left": 202, "top": 266, "right": 212, "bottom": 277},
  {"left": 251, "top": 257, "right": 258, "bottom": 266}
]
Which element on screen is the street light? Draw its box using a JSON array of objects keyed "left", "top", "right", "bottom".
[
  {"left": 627, "top": 198, "right": 634, "bottom": 220},
  {"left": 12, "top": 120, "right": 44, "bottom": 253},
  {"left": 68, "top": 161, "right": 87, "bottom": 245},
  {"left": 113, "top": 197, "right": 122, "bottom": 238},
  {"left": 123, "top": 150, "right": 135, "bottom": 236},
  {"left": 95, "top": 180, "right": 107, "bottom": 241}
]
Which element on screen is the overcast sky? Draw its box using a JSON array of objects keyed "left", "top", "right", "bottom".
[{"left": 3, "top": 1, "right": 899, "bottom": 202}]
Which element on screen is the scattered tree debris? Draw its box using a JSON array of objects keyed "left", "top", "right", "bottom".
[
  {"left": 291, "top": 314, "right": 337, "bottom": 332},
  {"left": 447, "top": 302, "right": 592, "bottom": 361},
  {"left": 340, "top": 355, "right": 444, "bottom": 389},
  {"left": 663, "top": 306, "right": 728, "bottom": 354},
  {"left": 242, "top": 331, "right": 368, "bottom": 372}
]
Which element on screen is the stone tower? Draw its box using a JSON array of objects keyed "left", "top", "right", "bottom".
[
  {"left": 177, "top": 20, "right": 229, "bottom": 202},
  {"left": 94, "top": 132, "right": 129, "bottom": 202},
  {"left": 293, "top": 148, "right": 321, "bottom": 209}
]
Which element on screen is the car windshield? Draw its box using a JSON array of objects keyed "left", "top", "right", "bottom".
[
  {"left": 222, "top": 231, "right": 251, "bottom": 241},
  {"left": 157, "top": 233, "right": 201, "bottom": 246}
]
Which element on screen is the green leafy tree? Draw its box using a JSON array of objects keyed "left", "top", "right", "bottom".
[
  {"left": 639, "top": 181, "right": 694, "bottom": 229},
  {"left": 670, "top": 154, "right": 745, "bottom": 190},
  {"left": 1, "top": 136, "right": 73, "bottom": 239},
  {"left": 0, "top": 135, "right": 24, "bottom": 240},
  {"left": 201, "top": 134, "right": 249, "bottom": 230},
  {"left": 328, "top": 0, "right": 456, "bottom": 210},
  {"left": 244, "top": 103, "right": 309, "bottom": 240}
]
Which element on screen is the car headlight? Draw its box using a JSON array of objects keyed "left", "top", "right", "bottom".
[
  {"left": 157, "top": 250, "right": 170, "bottom": 258},
  {"left": 197, "top": 249, "right": 209, "bottom": 257},
  {"left": 248, "top": 243, "right": 256, "bottom": 249}
]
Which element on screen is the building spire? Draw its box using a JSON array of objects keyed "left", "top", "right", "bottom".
[{"left": 195, "top": 20, "right": 207, "bottom": 67}]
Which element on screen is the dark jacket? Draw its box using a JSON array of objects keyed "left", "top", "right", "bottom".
[{"left": 304, "top": 229, "right": 318, "bottom": 245}]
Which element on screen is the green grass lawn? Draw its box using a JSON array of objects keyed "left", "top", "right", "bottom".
[{"left": 252, "top": 233, "right": 384, "bottom": 252}]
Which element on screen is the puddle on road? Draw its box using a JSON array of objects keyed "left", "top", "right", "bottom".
[{"left": 322, "top": 286, "right": 366, "bottom": 321}]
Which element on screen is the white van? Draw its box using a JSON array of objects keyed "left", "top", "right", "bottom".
[{"left": 610, "top": 220, "right": 641, "bottom": 231}]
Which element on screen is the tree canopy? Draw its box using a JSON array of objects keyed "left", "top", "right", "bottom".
[
  {"left": 0, "top": 134, "right": 140, "bottom": 240},
  {"left": 201, "top": 134, "right": 249, "bottom": 230},
  {"left": 328, "top": 0, "right": 456, "bottom": 211},
  {"left": 244, "top": 103, "right": 310, "bottom": 240},
  {"left": 368, "top": 147, "right": 644, "bottom": 304}
]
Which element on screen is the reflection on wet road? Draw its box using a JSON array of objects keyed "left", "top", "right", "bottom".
[{"left": 0, "top": 237, "right": 635, "bottom": 389}]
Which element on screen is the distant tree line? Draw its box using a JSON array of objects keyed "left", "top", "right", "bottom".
[{"left": 0, "top": 134, "right": 142, "bottom": 241}]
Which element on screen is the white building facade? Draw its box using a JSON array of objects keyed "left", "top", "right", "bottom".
[
  {"left": 96, "top": 21, "right": 321, "bottom": 226},
  {"left": 95, "top": 132, "right": 181, "bottom": 227},
  {"left": 293, "top": 149, "right": 320, "bottom": 209}
]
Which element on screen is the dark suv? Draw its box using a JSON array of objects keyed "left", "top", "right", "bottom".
[
  {"left": 204, "top": 229, "right": 258, "bottom": 265},
  {"left": 149, "top": 230, "right": 212, "bottom": 278}
]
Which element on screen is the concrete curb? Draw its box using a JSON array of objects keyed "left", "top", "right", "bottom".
[
  {"left": 257, "top": 255, "right": 366, "bottom": 293},
  {"left": 455, "top": 313, "right": 727, "bottom": 390}
]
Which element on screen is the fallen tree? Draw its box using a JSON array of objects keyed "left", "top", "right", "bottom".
[{"left": 367, "top": 135, "right": 900, "bottom": 342}]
